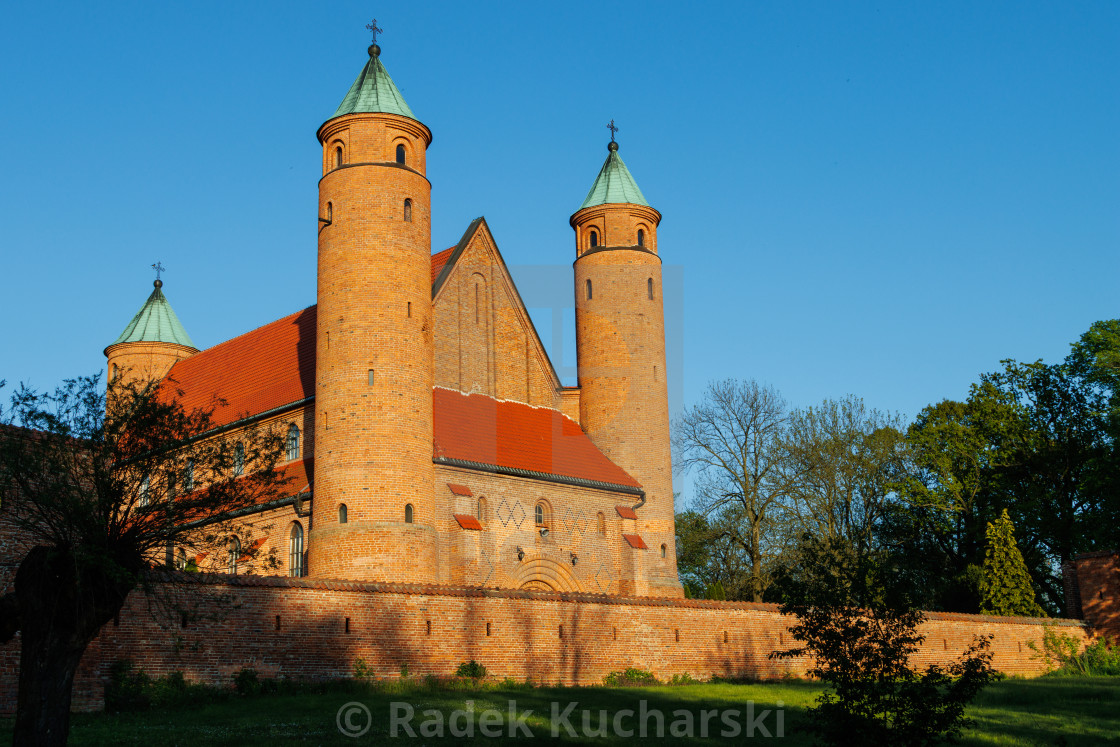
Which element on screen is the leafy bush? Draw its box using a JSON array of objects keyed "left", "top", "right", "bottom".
[
  {"left": 602, "top": 668, "right": 658, "bottom": 686},
  {"left": 1029, "top": 628, "right": 1120, "bottom": 677},
  {"left": 233, "top": 667, "right": 261, "bottom": 695},
  {"left": 668, "top": 673, "right": 701, "bottom": 686},
  {"left": 454, "top": 660, "right": 487, "bottom": 679},
  {"left": 353, "top": 658, "right": 373, "bottom": 680},
  {"left": 772, "top": 536, "right": 997, "bottom": 746},
  {"left": 105, "top": 660, "right": 153, "bottom": 713}
]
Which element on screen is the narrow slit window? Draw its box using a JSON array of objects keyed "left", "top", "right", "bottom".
[
  {"left": 404, "top": 198, "right": 412, "bottom": 222},
  {"left": 589, "top": 230, "right": 598, "bottom": 248},
  {"left": 335, "top": 146, "right": 343, "bottom": 168},
  {"left": 368, "top": 369, "right": 375, "bottom": 386},
  {"left": 286, "top": 424, "right": 301, "bottom": 461},
  {"left": 597, "top": 512, "right": 605, "bottom": 535},
  {"left": 405, "top": 503, "right": 414, "bottom": 523},
  {"left": 661, "top": 543, "right": 667, "bottom": 558},
  {"left": 289, "top": 523, "right": 304, "bottom": 577},
  {"left": 326, "top": 202, "right": 332, "bottom": 222},
  {"left": 637, "top": 228, "right": 645, "bottom": 246},
  {"left": 233, "top": 442, "right": 244, "bottom": 477},
  {"left": 648, "top": 278, "right": 654, "bottom": 300},
  {"left": 338, "top": 503, "right": 348, "bottom": 523},
  {"left": 586, "top": 279, "right": 592, "bottom": 300},
  {"left": 396, "top": 144, "right": 406, "bottom": 164},
  {"left": 477, "top": 497, "right": 486, "bottom": 521},
  {"left": 228, "top": 536, "right": 241, "bottom": 575}
]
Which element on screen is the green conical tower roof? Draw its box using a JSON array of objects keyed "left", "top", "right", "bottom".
[
  {"left": 578, "top": 142, "right": 650, "bottom": 210},
  {"left": 331, "top": 47, "right": 416, "bottom": 121},
  {"left": 111, "top": 280, "right": 196, "bottom": 349}
]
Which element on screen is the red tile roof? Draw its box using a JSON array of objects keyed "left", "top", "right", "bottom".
[
  {"left": 615, "top": 505, "right": 638, "bottom": 519},
  {"left": 447, "top": 483, "right": 473, "bottom": 496},
  {"left": 622, "top": 533, "right": 648, "bottom": 549},
  {"left": 163, "top": 306, "right": 316, "bottom": 427},
  {"left": 431, "top": 246, "right": 455, "bottom": 284},
  {"left": 434, "top": 388, "right": 640, "bottom": 491},
  {"left": 453, "top": 514, "right": 483, "bottom": 530}
]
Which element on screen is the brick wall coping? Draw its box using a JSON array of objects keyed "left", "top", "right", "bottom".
[
  {"left": 1073, "top": 549, "right": 1120, "bottom": 560},
  {"left": 151, "top": 572, "right": 1086, "bottom": 627}
]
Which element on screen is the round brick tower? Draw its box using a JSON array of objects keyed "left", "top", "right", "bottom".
[
  {"left": 308, "top": 40, "right": 438, "bottom": 582},
  {"left": 571, "top": 138, "right": 682, "bottom": 598},
  {"left": 104, "top": 278, "right": 198, "bottom": 387}
]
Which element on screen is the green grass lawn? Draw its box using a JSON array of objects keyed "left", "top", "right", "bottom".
[{"left": 1, "top": 677, "right": 1116, "bottom": 745}]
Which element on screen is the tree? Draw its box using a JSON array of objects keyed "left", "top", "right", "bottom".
[
  {"left": 0, "top": 375, "right": 289, "bottom": 746},
  {"left": 782, "top": 396, "right": 907, "bottom": 556},
  {"left": 674, "top": 509, "right": 755, "bottom": 600},
  {"left": 672, "top": 379, "right": 792, "bottom": 602},
  {"left": 979, "top": 509, "right": 1046, "bottom": 617},
  {"left": 772, "top": 536, "right": 996, "bottom": 746}
]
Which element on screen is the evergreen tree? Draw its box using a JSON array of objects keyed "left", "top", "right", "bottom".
[{"left": 979, "top": 509, "right": 1046, "bottom": 617}]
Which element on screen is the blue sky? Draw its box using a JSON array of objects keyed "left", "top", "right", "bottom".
[{"left": 2, "top": 2, "right": 1117, "bottom": 447}]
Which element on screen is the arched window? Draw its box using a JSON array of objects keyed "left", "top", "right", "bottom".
[
  {"left": 589, "top": 230, "right": 598, "bottom": 248},
  {"left": 597, "top": 511, "right": 605, "bottom": 535},
  {"left": 338, "top": 503, "right": 348, "bottom": 523},
  {"left": 110, "top": 363, "right": 117, "bottom": 382},
  {"left": 289, "top": 523, "right": 304, "bottom": 577},
  {"left": 586, "top": 279, "right": 593, "bottom": 300},
  {"left": 404, "top": 503, "right": 414, "bottom": 523},
  {"left": 404, "top": 198, "right": 412, "bottom": 222},
  {"left": 176, "top": 548, "right": 187, "bottom": 570},
  {"left": 233, "top": 442, "right": 245, "bottom": 477},
  {"left": 183, "top": 460, "right": 194, "bottom": 492},
  {"left": 335, "top": 146, "right": 343, "bottom": 169},
  {"left": 535, "top": 502, "right": 549, "bottom": 527},
  {"left": 637, "top": 229, "right": 645, "bottom": 246},
  {"left": 477, "top": 497, "right": 487, "bottom": 522},
  {"left": 648, "top": 278, "right": 654, "bottom": 300},
  {"left": 395, "top": 144, "right": 406, "bottom": 164},
  {"left": 326, "top": 202, "right": 332, "bottom": 222},
  {"left": 228, "top": 537, "right": 241, "bottom": 575},
  {"left": 139, "top": 475, "right": 150, "bottom": 507},
  {"left": 660, "top": 543, "right": 667, "bottom": 559},
  {"left": 286, "top": 424, "right": 300, "bottom": 461}
]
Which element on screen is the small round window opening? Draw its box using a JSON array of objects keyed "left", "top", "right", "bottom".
[{"left": 395, "top": 144, "right": 406, "bottom": 164}]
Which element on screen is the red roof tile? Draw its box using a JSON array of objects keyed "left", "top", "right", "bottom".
[
  {"left": 453, "top": 514, "right": 483, "bottom": 530},
  {"left": 615, "top": 505, "right": 638, "bottom": 519},
  {"left": 447, "top": 483, "right": 473, "bottom": 496},
  {"left": 431, "top": 246, "right": 455, "bottom": 284},
  {"left": 433, "top": 388, "right": 640, "bottom": 490},
  {"left": 622, "top": 533, "right": 648, "bottom": 549},
  {"left": 163, "top": 306, "right": 316, "bottom": 427}
]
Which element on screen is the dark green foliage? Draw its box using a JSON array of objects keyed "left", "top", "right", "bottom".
[
  {"left": 1029, "top": 628, "right": 1120, "bottom": 677},
  {"left": 980, "top": 509, "right": 1045, "bottom": 617},
  {"left": 772, "top": 537, "right": 997, "bottom": 746},
  {"left": 706, "top": 581, "right": 727, "bottom": 600},
  {"left": 233, "top": 667, "right": 262, "bottom": 695},
  {"left": 602, "top": 667, "right": 658, "bottom": 686},
  {"left": 454, "top": 660, "right": 487, "bottom": 679},
  {"left": 105, "top": 661, "right": 212, "bottom": 713}
]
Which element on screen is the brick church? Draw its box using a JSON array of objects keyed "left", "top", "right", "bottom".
[{"left": 103, "top": 37, "right": 683, "bottom": 599}]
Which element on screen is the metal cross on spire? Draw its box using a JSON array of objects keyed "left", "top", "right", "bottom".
[
  {"left": 607, "top": 119, "right": 619, "bottom": 143},
  {"left": 151, "top": 262, "right": 166, "bottom": 281},
  {"left": 365, "top": 18, "right": 383, "bottom": 45}
]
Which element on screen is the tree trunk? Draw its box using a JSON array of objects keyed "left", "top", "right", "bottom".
[{"left": 10, "top": 546, "right": 133, "bottom": 747}]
